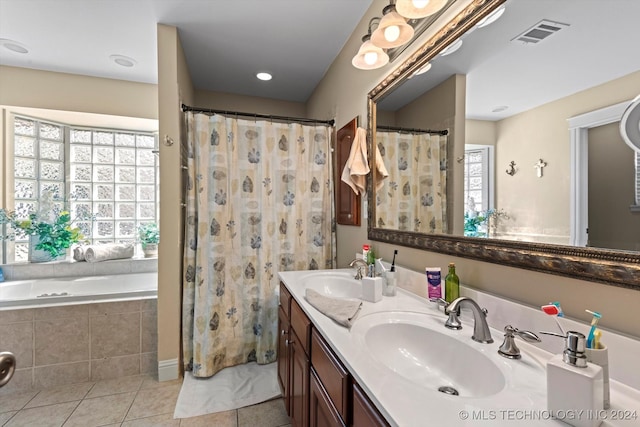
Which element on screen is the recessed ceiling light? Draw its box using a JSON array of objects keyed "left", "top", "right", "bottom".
[
  {"left": 109, "top": 54, "right": 137, "bottom": 67},
  {"left": 256, "top": 72, "right": 272, "bottom": 81},
  {"left": 410, "top": 62, "right": 432, "bottom": 78},
  {"left": 476, "top": 5, "right": 506, "bottom": 29},
  {"left": 492, "top": 105, "right": 509, "bottom": 113},
  {"left": 0, "top": 39, "right": 29, "bottom": 54},
  {"left": 439, "top": 38, "right": 463, "bottom": 56}
]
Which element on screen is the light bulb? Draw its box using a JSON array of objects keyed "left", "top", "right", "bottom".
[
  {"left": 412, "top": 0, "right": 429, "bottom": 8},
  {"left": 364, "top": 51, "right": 378, "bottom": 65},
  {"left": 384, "top": 25, "right": 400, "bottom": 43}
]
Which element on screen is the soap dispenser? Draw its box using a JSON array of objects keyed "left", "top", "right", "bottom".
[{"left": 542, "top": 331, "right": 603, "bottom": 427}]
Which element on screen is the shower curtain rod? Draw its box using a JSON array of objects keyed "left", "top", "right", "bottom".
[
  {"left": 377, "top": 125, "right": 448, "bottom": 136},
  {"left": 181, "top": 104, "right": 335, "bottom": 126}
]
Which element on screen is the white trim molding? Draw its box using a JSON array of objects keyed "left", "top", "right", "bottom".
[
  {"left": 158, "top": 358, "right": 180, "bottom": 382},
  {"left": 567, "top": 100, "right": 632, "bottom": 246}
]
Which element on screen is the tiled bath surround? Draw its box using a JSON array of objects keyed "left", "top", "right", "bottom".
[
  {"left": 0, "top": 258, "right": 158, "bottom": 393},
  {"left": 0, "top": 298, "right": 158, "bottom": 394}
]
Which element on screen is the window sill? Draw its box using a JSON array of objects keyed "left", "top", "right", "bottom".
[{"left": 0, "top": 257, "right": 157, "bottom": 281}]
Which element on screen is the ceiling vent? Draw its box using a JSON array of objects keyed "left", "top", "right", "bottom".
[{"left": 512, "top": 19, "right": 569, "bottom": 44}]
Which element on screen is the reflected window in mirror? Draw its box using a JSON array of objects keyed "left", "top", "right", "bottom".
[{"left": 463, "top": 145, "right": 496, "bottom": 238}]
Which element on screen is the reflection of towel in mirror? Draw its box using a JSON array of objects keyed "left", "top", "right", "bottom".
[
  {"left": 341, "top": 127, "right": 369, "bottom": 194},
  {"left": 85, "top": 243, "right": 135, "bottom": 263},
  {"left": 304, "top": 289, "right": 362, "bottom": 328},
  {"left": 374, "top": 143, "right": 389, "bottom": 191},
  {"left": 341, "top": 127, "right": 389, "bottom": 194}
]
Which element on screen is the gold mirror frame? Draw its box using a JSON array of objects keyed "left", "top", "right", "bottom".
[{"left": 366, "top": 0, "right": 640, "bottom": 290}]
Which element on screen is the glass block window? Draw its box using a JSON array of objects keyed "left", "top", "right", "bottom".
[
  {"left": 12, "top": 117, "right": 65, "bottom": 262},
  {"left": 69, "top": 128, "right": 158, "bottom": 245},
  {"left": 6, "top": 115, "right": 157, "bottom": 262}
]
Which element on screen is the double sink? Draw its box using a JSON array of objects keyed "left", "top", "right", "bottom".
[{"left": 289, "top": 269, "right": 550, "bottom": 426}]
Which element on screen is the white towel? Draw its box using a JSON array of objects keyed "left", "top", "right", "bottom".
[
  {"left": 374, "top": 143, "right": 389, "bottom": 191},
  {"left": 304, "top": 289, "right": 362, "bottom": 328},
  {"left": 84, "top": 243, "right": 134, "bottom": 263},
  {"left": 341, "top": 127, "right": 369, "bottom": 195},
  {"left": 340, "top": 127, "right": 389, "bottom": 194},
  {"left": 73, "top": 246, "right": 87, "bottom": 262}
]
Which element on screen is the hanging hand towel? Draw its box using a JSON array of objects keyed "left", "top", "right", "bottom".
[
  {"left": 374, "top": 143, "right": 389, "bottom": 191},
  {"left": 305, "top": 289, "right": 362, "bottom": 328},
  {"left": 85, "top": 243, "right": 135, "bottom": 263},
  {"left": 341, "top": 127, "right": 369, "bottom": 195}
]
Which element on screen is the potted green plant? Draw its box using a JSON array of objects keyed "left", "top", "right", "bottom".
[
  {"left": 138, "top": 222, "right": 159, "bottom": 258},
  {"left": 1, "top": 192, "right": 88, "bottom": 262}
]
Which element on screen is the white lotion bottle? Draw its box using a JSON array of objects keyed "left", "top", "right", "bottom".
[{"left": 544, "top": 331, "right": 603, "bottom": 427}]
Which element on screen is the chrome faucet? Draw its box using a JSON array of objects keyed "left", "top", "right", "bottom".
[
  {"left": 430, "top": 298, "right": 462, "bottom": 330},
  {"left": 349, "top": 259, "right": 369, "bottom": 280},
  {"left": 446, "top": 297, "right": 494, "bottom": 343},
  {"left": 498, "top": 325, "right": 541, "bottom": 359}
]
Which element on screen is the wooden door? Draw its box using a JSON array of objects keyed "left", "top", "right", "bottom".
[
  {"left": 290, "top": 331, "right": 310, "bottom": 427},
  {"left": 336, "top": 117, "right": 361, "bottom": 226},
  {"left": 310, "top": 369, "right": 345, "bottom": 427},
  {"left": 351, "top": 383, "right": 389, "bottom": 427}
]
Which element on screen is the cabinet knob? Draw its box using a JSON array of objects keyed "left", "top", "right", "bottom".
[
  {"left": 281, "top": 329, "right": 288, "bottom": 336},
  {"left": 285, "top": 338, "right": 294, "bottom": 346}
]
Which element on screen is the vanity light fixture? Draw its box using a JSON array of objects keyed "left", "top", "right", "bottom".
[
  {"left": 439, "top": 38, "right": 463, "bottom": 56},
  {"left": 256, "top": 72, "right": 272, "bottom": 81},
  {"left": 476, "top": 4, "right": 506, "bottom": 28},
  {"left": 0, "top": 38, "right": 29, "bottom": 54},
  {"left": 353, "top": 18, "right": 390, "bottom": 70},
  {"left": 371, "top": 2, "right": 415, "bottom": 49},
  {"left": 396, "top": 0, "right": 447, "bottom": 19},
  {"left": 109, "top": 54, "right": 137, "bottom": 67}
]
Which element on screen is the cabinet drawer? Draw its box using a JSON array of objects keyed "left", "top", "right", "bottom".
[
  {"left": 311, "top": 329, "right": 349, "bottom": 423},
  {"left": 291, "top": 298, "right": 311, "bottom": 355},
  {"left": 279, "top": 282, "right": 291, "bottom": 318},
  {"left": 352, "top": 382, "right": 389, "bottom": 427}
]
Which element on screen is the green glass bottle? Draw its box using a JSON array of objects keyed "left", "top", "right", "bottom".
[{"left": 445, "top": 262, "right": 460, "bottom": 303}]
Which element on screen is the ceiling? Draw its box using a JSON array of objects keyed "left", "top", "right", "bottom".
[
  {"left": 2, "top": 0, "right": 638, "bottom": 119},
  {"left": 379, "top": 0, "right": 640, "bottom": 120},
  {"left": 0, "top": 0, "right": 373, "bottom": 103}
]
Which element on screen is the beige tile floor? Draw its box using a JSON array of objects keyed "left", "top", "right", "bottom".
[{"left": 0, "top": 375, "right": 291, "bottom": 427}]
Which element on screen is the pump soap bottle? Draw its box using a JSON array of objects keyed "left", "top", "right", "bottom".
[{"left": 542, "top": 331, "right": 603, "bottom": 427}]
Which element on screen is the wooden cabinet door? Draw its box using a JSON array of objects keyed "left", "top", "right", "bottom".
[
  {"left": 335, "top": 117, "right": 361, "bottom": 226},
  {"left": 310, "top": 369, "right": 346, "bottom": 427},
  {"left": 290, "top": 331, "right": 310, "bottom": 427},
  {"left": 352, "top": 383, "right": 389, "bottom": 427},
  {"left": 277, "top": 307, "right": 291, "bottom": 414}
]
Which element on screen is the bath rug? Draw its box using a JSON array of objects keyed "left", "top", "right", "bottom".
[{"left": 173, "top": 361, "right": 280, "bottom": 419}]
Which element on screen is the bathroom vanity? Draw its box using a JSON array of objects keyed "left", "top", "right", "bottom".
[{"left": 277, "top": 268, "right": 640, "bottom": 427}]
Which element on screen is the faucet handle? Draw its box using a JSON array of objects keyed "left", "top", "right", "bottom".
[
  {"left": 429, "top": 297, "right": 448, "bottom": 308},
  {"left": 498, "top": 325, "right": 541, "bottom": 359}
]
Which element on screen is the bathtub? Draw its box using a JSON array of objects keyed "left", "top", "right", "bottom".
[{"left": 0, "top": 272, "right": 157, "bottom": 310}]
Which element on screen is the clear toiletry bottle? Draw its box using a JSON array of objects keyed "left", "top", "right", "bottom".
[{"left": 444, "top": 262, "right": 459, "bottom": 303}]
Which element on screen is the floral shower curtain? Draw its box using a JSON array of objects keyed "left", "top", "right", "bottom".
[
  {"left": 376, "top": 130, "right": 448, "bottom": 233},
  {"left": 182, "top": 112, "right": 336, "bottom": 378}
]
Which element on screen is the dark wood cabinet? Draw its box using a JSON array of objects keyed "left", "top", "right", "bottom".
[
  {"left": 335, "top": 117, "right": 361, "bottom": 226},
  {"left": 310, "top": 369, "right": 346, "bottom": 427},
  {"left": 352, "top": 383, "right": 389, "bottom": 427},
  {"left": 277, "top": 307, "right": 291, "bottom": 414},
  {"left": 278, "top": 281, "right": 390, "bottom": 427}
]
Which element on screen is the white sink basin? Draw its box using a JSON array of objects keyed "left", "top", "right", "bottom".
[
  {"left": 300, "top": 271, "right": 362, "bottom": 300},
  {"left": 351, "top": 311, "right": 506, "bottom": 398}
]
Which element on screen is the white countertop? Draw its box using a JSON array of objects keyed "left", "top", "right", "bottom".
[{"left": 278, "top": 268, "right": 640, "bottom": 427}]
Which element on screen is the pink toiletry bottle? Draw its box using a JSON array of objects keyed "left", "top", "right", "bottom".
[{"left": 425, "top": 267, "right": 442, "bottom": 299}]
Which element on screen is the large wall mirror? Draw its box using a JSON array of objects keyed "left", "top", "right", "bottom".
[{"left": 367, "top": 0, "right": 640, "bottom": 289}]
